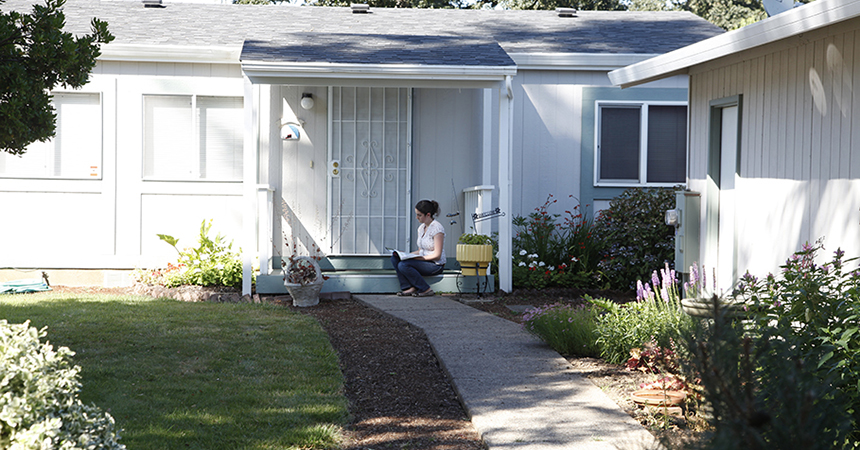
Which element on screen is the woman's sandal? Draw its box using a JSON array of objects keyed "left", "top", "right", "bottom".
[
  {"left": 413, "top": 289, "right": 435, "bottom": 297},
  {"left": 396, "top": 289, "right": 416, "bottom": 297}
]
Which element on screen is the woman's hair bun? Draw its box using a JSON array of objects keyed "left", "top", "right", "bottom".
[{"left": 415, "top": 199, "right": 439, "bottom": 217}]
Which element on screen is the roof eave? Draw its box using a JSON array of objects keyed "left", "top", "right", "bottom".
[
  {"left": 100, "top": 43, "right": 242, "bottom": 64},
  {"left": 510, "top": 52, "right": 661, "bottom": 71},
  {"left": 241, "top": 61, "right": 518, "bottom": 88},
  {"left": 609, "top": 0, "right": 860, "bottom": 88}
]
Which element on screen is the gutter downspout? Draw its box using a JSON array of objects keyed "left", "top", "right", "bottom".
[{"left": 498, "top": 75, "right": 514, "bottom": 293}]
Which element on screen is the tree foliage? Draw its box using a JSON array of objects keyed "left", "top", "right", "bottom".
[{"left": 0, "top": 0, "right": 113, "bottom": 155}]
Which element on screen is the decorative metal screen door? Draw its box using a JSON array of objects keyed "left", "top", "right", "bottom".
[{"left": 328, "top": 87, "right": 411, "bottom": 255}]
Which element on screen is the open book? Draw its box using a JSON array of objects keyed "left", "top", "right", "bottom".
[{"left": 386, "top": 247, "right": 421, "bottom": 260}]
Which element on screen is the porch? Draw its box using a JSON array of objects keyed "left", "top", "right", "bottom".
[{"left": 239, "top": 37, "right": 518, "bottom": 296}]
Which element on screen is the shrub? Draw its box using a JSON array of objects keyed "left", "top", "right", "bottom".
[
  {"left": 590, "top": 264, "right": 694, "bottom": 365},
  {"left": 135, "top": 219, "right": 246, "bottom": 289},
  {"left": 512, "top": 194, "right": 603, "bottom": 289},
  {"left": 729, "top": 241, "right": 860, "bottom": 444},
  {"left": 0, "top": 320, "right": 125, "bottom": 449},
  {"left": 671, "top": 294, "right": 854, "bottom": 450},
  {"left": 522, "top": 303, "right": 601, "bottom": 357},
  {"left": 594, "top": 187, "right": 678, "bottom": 290}
]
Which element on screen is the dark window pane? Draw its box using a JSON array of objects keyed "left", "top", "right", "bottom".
[
  {"left": 599, "top": 106, "right": 640, "bottom": 181},
  {"left": 647, "top": 105, "right": 687, "bottom": 183}
]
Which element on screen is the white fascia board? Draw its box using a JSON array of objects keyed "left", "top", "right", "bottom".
[
  {"left": 100, "top": 43, "right": 242, "bottom": 64},
  {"left": 241, "top": 61, "right": 517, "bottom": 86},
  {"left": 609, "top": 0, "right": 860, "bottom": 88},
  {"left": 510, "top": 52, "right": 660, "bottom": 71}
]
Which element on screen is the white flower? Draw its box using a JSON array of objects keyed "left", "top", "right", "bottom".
[
  {"left": 538, "top": 261, "right": 546, "bottom": 267},
  {"left": 529, "top": 253, "right": 539, "bottom": 259},
  {"left": 519, "top": 249, "right": 527, "bottom": 256},
  {"left": 548, "top": 266, "right": 555, "bottom": 271},
  {"left": 519, "top": 262, "right": 526, "bottom": 267},
  {"left": 529, "top": 261, "right": 538, "bottom": 267},
  {"left": 571, "top": 256, "right": 579, "bottom": 262}
]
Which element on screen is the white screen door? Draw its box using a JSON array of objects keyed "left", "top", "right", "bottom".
[{"left": 329, "top": 87, "right": 411, "bottom": 255}]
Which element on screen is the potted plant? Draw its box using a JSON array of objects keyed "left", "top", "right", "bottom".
[
  {"left": 283, "top": 255, "right": 324, "bottom": 307},
  {"left": 456, "top": 233, "right": 494, "bottom": 276}
]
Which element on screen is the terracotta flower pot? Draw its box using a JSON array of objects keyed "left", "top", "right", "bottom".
[{"left": 631, "top": 389, "right": 686, "bottom": 407}]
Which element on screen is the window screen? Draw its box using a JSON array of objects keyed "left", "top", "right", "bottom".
[
  {"left": 0, "top": 92, "right": 102, "bottom": 179},
  {"left": 143, "top": 94, "right": 243, "bottom": 181},
  {"left": 599, "top": 106, "right": 640, "bottom": 181},
  {"left": 646, "top": 105, "right": 686, "bottom": 183},
  {"left": 596, "top": 102, "right": 687, "bottom": 185}
]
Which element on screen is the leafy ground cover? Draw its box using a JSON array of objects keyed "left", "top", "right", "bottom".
[{"left": 0, "top": 291, "right": 347, "bottom": 450}]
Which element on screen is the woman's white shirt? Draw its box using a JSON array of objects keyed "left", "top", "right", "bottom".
[{"left": 417, "top": 220, "right": 446, "bottom": 266}]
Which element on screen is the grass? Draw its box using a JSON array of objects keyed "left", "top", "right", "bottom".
[{"left": 0, "top": 292, "right": 348, "bottom": 450}]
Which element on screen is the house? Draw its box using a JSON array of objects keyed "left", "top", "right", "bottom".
[
  {"left": 609, "top": 0, "right": 860, "bottom": 291},
  {"left": 0, "top": 0, "right": 721, "bottom": 294}
]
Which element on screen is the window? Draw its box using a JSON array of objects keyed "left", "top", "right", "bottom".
[
  {"left": 143, "top": 95, "right": 243, "bottom": 181},
  {"left": 0, "top": 92, "right": 102, "bottom": 179},
  {"left": 595, "top": 102, "right": 687, "bottom": 186}
]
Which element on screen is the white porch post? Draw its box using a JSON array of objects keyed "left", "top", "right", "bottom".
[
  {"left": 498, "top": 76, "right": 513, "bottom": 293},
  {"left": 242, "top": 76, "right": 260, "bottom": 297}
]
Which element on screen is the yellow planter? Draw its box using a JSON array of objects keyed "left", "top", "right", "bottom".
[{"left": 456, "top": 244, "right": 493, "bottom": 276}]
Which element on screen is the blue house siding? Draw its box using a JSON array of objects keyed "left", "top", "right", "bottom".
[{"left": 579, "top": 86, "right": 688, "bottom": 219}]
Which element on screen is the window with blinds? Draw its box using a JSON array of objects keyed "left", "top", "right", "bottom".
[
  {"left": 143, "top": 95, "right": 243, "bottom": 181},
  {"left": 0, "top": 92, "right": 102, "bottom": 179},
  {"left": 596, "top": 102, "right": 687, "bottom": 186}
]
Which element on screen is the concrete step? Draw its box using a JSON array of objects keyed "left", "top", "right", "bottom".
[{"left": 256, "top": 270, "right": 495, "bottom": 295}]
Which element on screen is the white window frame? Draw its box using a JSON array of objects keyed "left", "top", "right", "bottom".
[
  {"left": 594, "top": 100, "right": 687, "bottom": 187},
  {"left": 142, "top": 93, "right": 243, "bottom": 182},
  {"left": 0, "top": 91, "right": 103, "bottom": 180}
]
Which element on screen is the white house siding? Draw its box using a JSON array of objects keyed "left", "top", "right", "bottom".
[
  {"left": 271, "top": 85, "right": 330, "bottom": 270},
  {"left": 411, "top": 88, "right": 483, "bottom": 257},
  {"left": 0, "top": 62, "right": 246, "bottom": 272},
  {"left": 687, "top": 17, "right": 860, "bottom": 283}
]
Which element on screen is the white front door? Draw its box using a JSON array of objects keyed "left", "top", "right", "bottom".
[{"left": 328, "top": 87, "right": 412, "bottom": 255}]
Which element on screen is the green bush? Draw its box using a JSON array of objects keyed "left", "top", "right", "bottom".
[
  {"left": 522, "top": 303, "right": 601, "bottom": 357},
  {"left": 0, "top": 320, "right": 125, "bottom": 449},
  {"left": 728, "top": 241, "right": 860, "bottom": 445},
  {"left": 512, "top": 194, "right": 603, "bottom": 289},
  {"left": 594, "top": 187, "right": 678, "bottom": 290},
  {"left": 672, "top": 288, "right": 854, "bottom": 450},
  {"left": 589, "top": 264, "right": 694, "bottom": 365},
  {"left": 135, "top": 219, "right": 246, "bottom": 289}
]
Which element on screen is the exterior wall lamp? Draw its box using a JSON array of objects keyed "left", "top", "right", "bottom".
[{"left": 300, "top": 93, "right": 314, "bottom": 110}]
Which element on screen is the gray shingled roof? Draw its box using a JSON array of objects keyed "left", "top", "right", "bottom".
[{"left": 4, "top": 0, "right": 723, "bottom": 66}]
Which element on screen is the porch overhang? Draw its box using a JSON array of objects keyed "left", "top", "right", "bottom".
[
  {"left": 239, "top": 36, "right": 518, "bottom": 295},
  {"left": 241, "top": 61, "right": 516, "bottom": 89}
]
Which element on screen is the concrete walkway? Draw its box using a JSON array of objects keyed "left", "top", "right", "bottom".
[{"left": 356, "top": 295, "right": 658, "bottom": 450}]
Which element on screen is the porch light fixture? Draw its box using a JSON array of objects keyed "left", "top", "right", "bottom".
[{"left": 300, "top": 93, "right": 314, "bottom": 110}]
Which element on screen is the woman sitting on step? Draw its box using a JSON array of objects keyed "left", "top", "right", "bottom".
[{"left": 391, "top": 199, "right": 446, "bottom": 297}]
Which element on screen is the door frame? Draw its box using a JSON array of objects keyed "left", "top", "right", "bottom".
[{"left": 706, "top": 95, "right": 743, "bottom": 292}]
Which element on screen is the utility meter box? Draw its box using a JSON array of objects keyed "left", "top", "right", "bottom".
[{"left": 666, "top": 191, "right": 700, "bottom": 276}]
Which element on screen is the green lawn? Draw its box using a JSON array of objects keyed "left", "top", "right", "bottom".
[{"left": 0, "top": 292, "right": 348, "bottom": 450}]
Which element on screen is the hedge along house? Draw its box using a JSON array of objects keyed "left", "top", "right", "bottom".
[
  {"left": 0, "top": 0, "right": 721, "bottom": 295},
  {"left": 610, "top": 0, "right": 860, "bottom": 292}
]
